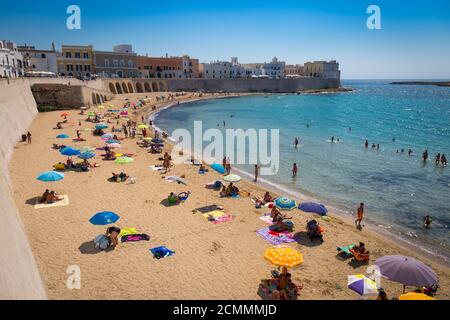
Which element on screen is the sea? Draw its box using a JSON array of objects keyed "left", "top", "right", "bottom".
[{"left": 153, "top": 80, "right": 450, "bottom": 263}]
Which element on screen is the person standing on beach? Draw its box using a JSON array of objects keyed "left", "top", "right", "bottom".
[
  {"left": 254, "top": 164, "right": 259, "bottom": 182},
  {"left": 222, "top": 156, "right": 227, "bottom": 173},
  {"left": 76, "top": 130, "right": 81, "bottom": 140},
  {"left": 226, "top": 157, "right": 231, "bottom": 175},
  {"left": 294, "top": 137, "right": 299, "bottom": 149},
  {"left": 292, "top": 163, "right": 298, "bottom": 177},
  {"left": 27, "top": 131, "right": 32, "bottom": 144},
  {"left": 355, "top": 203, "right": 364, "bottom": 228}
]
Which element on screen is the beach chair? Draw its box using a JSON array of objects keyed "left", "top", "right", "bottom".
[{"left": 350, "top": 248, "right": 370, "bottom": 263}]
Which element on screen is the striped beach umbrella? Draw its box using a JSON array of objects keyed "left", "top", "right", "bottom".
[
  {"left": 347, "top": 274, "right": 379, "bottom": 296},
  {"left": 274, "top": 197, "right": 297, "bottom": 210}
]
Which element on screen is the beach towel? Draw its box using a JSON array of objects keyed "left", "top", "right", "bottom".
[
  {"left": 259, "top": 214, "right": 274, "bottom": 225},
  {"left": 337, "top": 244, "right": 356, "bottom": 255},
  {"left": 121, "top": 234, "right": 150, "bottom": 243},
  {"left": 194, "top": 205, "right": 222, "bottom": 213},
  {"left": 202, "top": 210, "right": 226, "bottom": 220},
  {"left": 119, "top": 227, "right": 138, "bottom": 237},
  {"left": 256, "top": 227, "right": 295, "bottom": 245},
  {"left": 211, "top": 214, "right": 233, "bottom": 224},
  {"left": 149, "top": 165, "right": 163, "bottom": 171},
  {"left": 34, "top": 195, "right": 69, "bottom": 209},
  {"left": 150, "top": 246, "right": 175, "bottom": 259}
]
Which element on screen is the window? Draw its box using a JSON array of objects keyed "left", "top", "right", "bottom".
[
  {"left": 113, "top": 60, "right": 118, "bottom": 67},
  {"left": 75, "top": 52, "right": 81, "bottom": 58},
  {"left": 128, "top": 60, "right": 133, "bottom": 68},
  {"left": 105, "top": 59, "right": 110, "bottom": 67},
  {"left": 83, "top": 52, "right": 89, "bottom": 59},
  {"left": 66, "top": 52, "right": 72, "bottom": 58},
  {"left": 41, "top": 53, "right": 46, "bottom": 59},
  {"left": 119, "top": 60, "right": 125, "bottom": 67}
]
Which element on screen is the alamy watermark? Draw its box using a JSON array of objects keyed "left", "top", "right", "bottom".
[{"left": 66, "top": 5, "right": 81, "bottom": 30}]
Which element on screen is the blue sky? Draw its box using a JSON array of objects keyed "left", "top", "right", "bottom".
[{"left": 1, "top": 0, "right": 450, "bottom": 79}]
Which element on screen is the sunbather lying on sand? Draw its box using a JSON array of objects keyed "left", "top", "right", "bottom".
[
  {"left": 46, "top": 191, "right": 63, "bottom": 204},
  {"left": 226, "top": 183, "right": 239, "bottom": 197},
  {"left": 263, "top": 192, "right": 274, "bottom": 204},
  {"left": 38, "top": 189, "right": 50, "bottom": 203},
  {"left": 111, "top": 172, "right": 129, "bottom": 182}
]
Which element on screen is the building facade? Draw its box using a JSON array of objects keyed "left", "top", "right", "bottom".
[
  {"left": 0, "top": 40, "right": 25, "bottom": 78},
  {"left": 285, "top": 64, "right": 304, "bottom": 77},
  {"left": 18, "top": 43, "right": 59, "bottom": 74},
  {"left": 58, "top": 45, "right": 94, "bottom": 77},
  {"left": 200, "top": 60, "right": 233, "bottom": 79},
  {"left": 303, "top": 60, "right": 340, "bottom": 79},
  {"left": 262, "top": 57, "right": 285, "bottom": 78},
  {"left": 93, "top": 45, "right": 138, "bottom": 78},
  {"left": 137, "top": 55, "right": 199, "bottom": 79}
]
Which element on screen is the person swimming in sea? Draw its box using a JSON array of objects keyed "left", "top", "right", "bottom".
[
  {"left": 294, "top": 137, "right": 299, "bottom": 148},
  {"left": 365, "top": 140, "right": 369, "bottom": 148},
  {"left": 423, "top": 149, "right": 429, "bottom": 162},
  {"left": 423, "top": 215, "right": 432, "bottom": 229},
  {"left": 331, "top": 136, "right": 335, "bottom": 143},
  {"left": 408, "top": 149, "right": 413, "bottom": 156},
  {"left": 441, "top": 154, "right": 447, "bottom": 166},
  {"left": 435, "top": 153, "right": 441, "bottom": 165}
]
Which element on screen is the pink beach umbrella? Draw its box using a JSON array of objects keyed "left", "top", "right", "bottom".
[{"left": 107, "top": 143, "right": 122, "bottom": 149}]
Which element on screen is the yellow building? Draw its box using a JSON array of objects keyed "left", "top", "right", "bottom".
[{"left": 58, "top": 45, "right": 94, "bottom": 77}]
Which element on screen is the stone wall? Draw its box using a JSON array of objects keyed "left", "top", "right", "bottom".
[
  {"left": 165, "top": 77, "right": 340, "bottom": 93},
  {"left": 0, "top": 78, "right": 47, "bottom": 299}
]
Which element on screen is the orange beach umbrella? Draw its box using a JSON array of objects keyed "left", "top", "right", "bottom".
[{"left": 264, "top": 246, "right": 303, "bottom": 269}]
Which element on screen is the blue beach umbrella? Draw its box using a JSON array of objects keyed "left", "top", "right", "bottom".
[
  {"left": 151, "top": 138, "right": 164, "bottom": 144},
  {"left": 106, "top": 139, "right": 119, "bottom": 144},
  {"left": 89, "top": 211, "right": 120, "bottom": 225},
  {"left": 77, "top": 151, "right": 96, "bottom": 160},
  {"left": 298, "top": 202, "right": 328, "bottom": 216},
  {"left": 101, "top": 133, "right": 114, "bottom": 139},
  {"left": 211, "top": 163, "right": 225, "bottom": 174},
  {"left": 274, "top": 197, "right": 297, "bottom": 210},
  {"left": 36, "top": 171, "right": 65, "bottom": 182},
  {"left": 60, "top": 146, "right": 81, "bottom": 157},
  {"left": 56, "top": 134, "right": 69, "bottom": 139},
  {"left": 95, "top": 123, "right": 108, "bottom": 130}
]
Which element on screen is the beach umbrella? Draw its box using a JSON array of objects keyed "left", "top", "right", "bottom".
[
  {"left": 81, "top": 128, "right": 91, "bottom": 132},
  {"left": 152, "top": 138, "right": 164, "bottom": 144},
  {"left": 95, "top": 123, "right": 108, "bottom": 130},
  {"left": 274, "top": 197, "right": 297, "bottom": 210},
  {"left": 79, "top": 146, "right": 95, "bottom": 152},
  {"left": 80, "top": 106, "right": 87, "bottom": 110},
  {"left": 115, "top": 153, "right": 124, "bottom": 158},
  {"left": 97, "top": 105, "right": 104, "bottom": 109},
  {"left": 107, "top": 143, "right": 121, "bottom": 149},
  {"left": 106, "top": 139, "right": 119, "bottom": 144},
  {"left": 211, "top": 163, "right": 226, "bottom": 174},
  {"left": 347, "top": 274, "right": 379, "bottom": 297},
  {"left": 77, "top": 151, "right": 96, "bottom": 160},
  {"left": 56, "top": 134, "right": 69, "bottom": 139},
  {"left": 399, "top": 292, "right": 436, "bottom": 300},
  {"left": 264, "top": 246, "right": 303, "bottom": 269},
  {"left": 36, "top": 171, "right": 64, "bottom": 182},
  {"left": 60, "top": 146, "right": 81, "bottom": 157},
  {"left": 223, "top": 174, "right": 242, "bottom": 182},
  {"left": 89, "top": 211, "right": 120, "bottom": 225},
  {"left": 165, "top": 175, "right": 187, "bottom": 185},
  {"left": 60, "top": 112, "right": 69, "bottom": 117},
  {"left": 87, "top": 112, "right": 96, "bottom": 117},
  {"left": 120, "top": 111, "right": 128, "bottom": 116},
  {"left": 138, "top": 124, "right": 148, "bottom": 129},
  {"left": 375, "top": 255, "right": 438, "bottom": 289},
  {"left": 101, "top": 133, "right": 114, "bottom": 139},
  {"left": 298, "top": 202, "right": 328, "bottom": 215},
  {"left": 114, "top": 156, "right": 133, "bottom": 165},
  {"left": 109, "top": 104, "right": 115, "bottom": 108}
]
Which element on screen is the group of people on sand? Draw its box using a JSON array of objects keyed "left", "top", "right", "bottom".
[
  {"left": 222, "top": 156, "right": 232, "bottom": 175},
  {"left": 38, "top": 189, "right": 63, "bottom": 204},
  {"left": 219, "top": 182, "right": 240, "bottom": 197}
]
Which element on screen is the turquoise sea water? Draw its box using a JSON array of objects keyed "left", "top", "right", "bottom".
[{"left": 154, "top": 80, "right": 450, "bottom": 261}]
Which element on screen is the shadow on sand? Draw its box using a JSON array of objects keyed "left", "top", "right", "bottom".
[
  {"left": 79, "top": 241, "right": 115, "bottom": 254},
  {"left": 293, "top": 231, "right": 323, "bottom": 248}
]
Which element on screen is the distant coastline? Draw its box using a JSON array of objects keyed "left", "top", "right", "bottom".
[{"left": 391, "top": 81, "right": 450, "bottom": 87}]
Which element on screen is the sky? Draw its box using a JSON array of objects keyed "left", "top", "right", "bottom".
[{"left": 1, "top": 0, "right": 450, "bottom": 79}]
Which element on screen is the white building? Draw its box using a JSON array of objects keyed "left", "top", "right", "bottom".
[
  {"left": 113, "top": 44, "right": 134, "bottom": 53},
  {"left": 200, "top": 60, "right": 233, "bottom": 79},
  {"left": 0, "top": 40, "right": 25, "bottom": 78},
  {"left": 18, "top": 43, "right": 59, "bottom": 74},
  {"left": 262, "top": 57, "right": 285, "bottom": 78}
]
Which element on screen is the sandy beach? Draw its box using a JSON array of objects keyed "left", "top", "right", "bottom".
[{"left": 9, "top": 91, "right": 450, "bottom": 300}]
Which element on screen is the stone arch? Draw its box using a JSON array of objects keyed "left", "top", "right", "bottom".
[
  {"left": 144, "top": 82, "right": 151, "bottom": 92},
  {"left": 121, "top": 82, "right": 129, "bottom": 94},
  {"left": 115, "top": 82, "right": 123, "bottom": 94},
  {"left": 96, "top": 93, "right": 101, "bottom": 104},
  {"left": 152, "top": 82, "right": 159, "bottom": 92},
  {"left": 136, "top": 82, "right": 144, "bottom": 93},
  {"left": 92, "top": 93, "right": 97, "bottom": 105},
  {"left": 127, "top": 82, "right": 134, "bottom": 93},
  {"left": 159, "top": 81, "right": 167, "bottom": 92},
  {"left": 103, "top": 95, "right": 107, "bottom": 102},
  {"left": 109, "top": 82, "right": 117, "bottom": 94}
]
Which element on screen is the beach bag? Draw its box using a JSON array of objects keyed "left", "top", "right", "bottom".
[
  {"left": 94, "top": 235, "right": 110, "bottom": 250},
  {"left": 121, "top": 234, "right": 150, "bottom": 243}
]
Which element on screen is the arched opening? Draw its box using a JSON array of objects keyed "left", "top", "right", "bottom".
[
  {"left": 103, "top": 95, "right": 107, "bottom": 102},
  {"left": 115, "top": 82, "right": 123, "bottom": 94},
  {"left": 127, "top": 82, "right": 134, "bottom": 93},
  {"left": 136, "top": 82, "right": 144, "bottom": 93},
  {"left": 159, "top": 82, "right": 167, "bottom": 92},
  {"left": 96, "top": 94, "right": 101, "bottom": 104},
  {"left": 122, "top": 82, "right": 129, "bottom": 94},
  {"left": 92, "top": 93, "right": 97, "bottom": 105},
  {"left": 109, "top": 82, "right": 117, "bottom": 94},
  {"left": 152, "top": 82, "right": 159, "bottom": 92},
  {"left": 144, "top": 82, "right": 151, "bottom": 92}
]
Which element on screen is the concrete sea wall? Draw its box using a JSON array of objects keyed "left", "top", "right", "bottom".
[
  {"left": 0, "top": 78, "right": 47, "bottom": 299},
  {"left": 165, "top": 77, "right": 340, "bottom": 93}
]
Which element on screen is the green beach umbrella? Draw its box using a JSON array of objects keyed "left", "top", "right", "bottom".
[{"left": 114, "top": 156, "right": 134, "bottom": 165}]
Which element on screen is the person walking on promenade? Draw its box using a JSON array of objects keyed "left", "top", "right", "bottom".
[
  {"left": 27, "top": 131, "right": 32, "bottom": 144},
  {"left": 254, "top": 164, "right": 259, "bottom": 183}
]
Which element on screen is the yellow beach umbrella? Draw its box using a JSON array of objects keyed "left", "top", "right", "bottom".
[
  {"left": 138, "top": 124, "right": 149, "bottom": 129},
  {"left": 264, "top": 246, "right": 303, "bottom": 269},
  {"left": 97, "top": 105, "right": 105, "bottom": 109},
  {"left": 115, "top": 153, "right": 124, "bottom": 157},
  {"left": 399, "top": 292, "right": 436, "bottom": 300}
]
